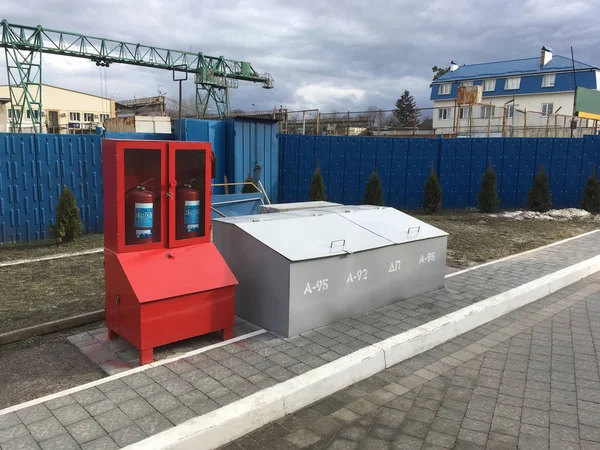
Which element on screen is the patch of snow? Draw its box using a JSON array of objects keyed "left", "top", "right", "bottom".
[{"left": 487, "top": 208, "right": 596, "bottom": 221}]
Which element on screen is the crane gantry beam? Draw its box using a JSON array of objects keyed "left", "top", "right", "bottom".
[{"left": 0, "top": 20, "right": 274, "bottom": 132}]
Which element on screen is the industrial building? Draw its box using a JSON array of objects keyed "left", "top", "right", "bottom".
[{"left": 0, "top": 84, "right": 115, "bottom": 134}]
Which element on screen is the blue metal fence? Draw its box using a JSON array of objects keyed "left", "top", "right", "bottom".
[
  {"left": 0, "top": 133, "right": 103, "bottom": 243},
  {"left": 279, "top": 134, "right": 600, "bottom": 210}
]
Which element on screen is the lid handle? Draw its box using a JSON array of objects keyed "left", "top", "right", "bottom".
[
  {"left": 330, "top": 239, "right": 346, "bottom": 249},
  {"left": 407, "top": 226, "right": 420, "bottom": 236}
]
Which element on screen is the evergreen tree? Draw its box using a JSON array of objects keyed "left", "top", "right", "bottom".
[
  {"left": 241, "top": 173, "right": 259, "bottom": 193},
  {"left": 527, "top": 165, "right": 552, "bottom": 212},
  {"left": 423, "top": 164, "right": 442, "bottom": 214},
  {"left": 477, "top": 163, "right": 501, "bottom": 213},
  {"left": 309, "top": 165, "right": 327, "bottom": 201},
  {"left": 432, "top": 65, "right": 451, "bottom": 80},
  {"left": 363, "top": 171, "right": 384, "bottom": 206},
  {"left": 50, "top": 186, "right": 83, "bottom": 244},
  {"left": 393, "top": 90, "right": 420, "bottom": 127},
  {"left": 581, "top": 169, "right": 600, "bottom": 214}
]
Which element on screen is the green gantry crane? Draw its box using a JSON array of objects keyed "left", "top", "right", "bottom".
[{"left": 0, "top": 20, "right": 274, "bottom": 132}]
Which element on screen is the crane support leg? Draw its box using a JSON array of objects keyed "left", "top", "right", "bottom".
[
  {"left": 195, "top": 84, "right": 229, "bottom": 119},
  {"left": 5, "top": 46, "right": 43, "bottom": 133}
]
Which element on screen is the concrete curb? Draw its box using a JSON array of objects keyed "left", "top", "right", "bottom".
[
  {"left": 127, "top": 254, "right": 600, "bottom": 450},
  {"left": 0, "top": 248, "right": 103, "bottom": 267},
  {"left": 0, "top": 311, "right": 105, "bottom": 346}
]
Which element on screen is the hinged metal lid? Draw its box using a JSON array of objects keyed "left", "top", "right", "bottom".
[
  {"left": 338, "top": 207, "right": 448, "bottom": 243},
  {"left": 236, "top": 213, "right": 392, "bottom": 261}
]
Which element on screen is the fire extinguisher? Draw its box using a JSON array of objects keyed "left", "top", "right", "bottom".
[
  {"left": 125, "top": 183, "right": 155, "bottom": 245},
  {"left": 176, "top": 179, "right": 201, "bottom": 240}
]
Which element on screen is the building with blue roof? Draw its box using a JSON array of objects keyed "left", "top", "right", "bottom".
[{"left": 430, "top": 47, "right": 599, "bottom": 136}]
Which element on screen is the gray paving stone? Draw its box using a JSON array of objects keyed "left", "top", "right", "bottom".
[
  {"left": 0, "top": 425, "right": 29, "bottom": 444},
  {"left": 145, "top": 366, "right": 178, "bottom": 383},
  {"left": 80, "top": 435, "right": 119, "bottom": 450},
  {"left": 95, "top": 409, "right": 132, "bottom": 434},
  {"left": 104, "top": 386, "right": 138, "bottom": 405},
  {"left": 109, "top": 424, "right": 147, "bottom": 447},
  {"left": 15, "top": 405, "right": 51, "bottom": 426},
  {"left": 84, "top": 400, "right": 116, "bottom": 417},
  {"left": 39, "top": 433, "right": 79, "bottom": 450},
  {"left": 164, "top": 406, "right": 197, "bottom": 425},
  {"left": 95, "top": 380, "right": 126, "bottom": 395},
  {"left": 0, "top": 414, "right": 21, "bottom": 432},
  {"left": 71, "top": 388, "right": 107, "bottom": 407},
  {"left": 43, "top": 396, "right": 75, "bottom": 412},
  {"left": 66, "top": 418, "right": 107, "bottom": 445},
  {"left": 159, "top": 377, "right": 195, "bottom": 397},
  {"left": 25, "top": 417, "right": 65, "bottom": 442},
  {"left": 134, "top": 412, "right": 173, "bottom": 435},
  {"left": 189, "top": 399, "right": 219, "bottom": 415},
  {"left": 52, "top": 403, "right": 90, "bottom": 427},
  {"left": 1, "top": 434, "right": 41, "bottom": 450}
]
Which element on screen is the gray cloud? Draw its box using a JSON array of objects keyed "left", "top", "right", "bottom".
[{"left": 1, "top": 0, "right": 598, "bottom": 113}]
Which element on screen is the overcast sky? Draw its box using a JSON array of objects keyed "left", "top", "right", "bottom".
[{"left": 1, "top": 0, "right": 599, "bottom": 114}]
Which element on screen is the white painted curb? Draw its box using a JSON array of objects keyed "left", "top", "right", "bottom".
[
  {"left": 0, "top": 248, "right": 103, "bottom": 267},
  {"left": 126, "top": 254, "right": 600, "bottom": 450}
]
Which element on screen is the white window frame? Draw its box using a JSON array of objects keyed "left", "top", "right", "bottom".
[
  {"left": 460, "top": 81, "right": 474, "bottom": 87},
  {"left": 438, "top": 83, "right": 451, "bottom": 95},
  {"left": 69, "top": 112, "right": 81, "bottom": 122},
  {"left": 541, "top": 103, "right": 554, "bottom": 117},
  {"left": 505, "top": 104, "right": 518, "bottom": 119},
  {"left": 480, "top": 105, "right": 496, "bottom": 119},
  {"left": 459, "top": 106, "right": 470, "bottom": 120},
  {"left": 483, "top": 79, "right": 496, "bottom": 92},
  {"left": 504, "top": 77, "right": 521, "bottom": 90},
  {"left": 99, "top": 114, "right": 110, "bottom": 122},
  {"left": 438, "top": 108, "right": 451, "bottom": 120},
  {"left": 83, "top": 113, "right": 95, "bottom": 122},
  {"left": 542, "top": 74, "right": 556, "bottom": 88}
]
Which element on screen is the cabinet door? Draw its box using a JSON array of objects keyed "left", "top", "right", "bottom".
[
  {"left": 168, "top": 142, "right": 212, "bottom": 248},
  {"left": 116, "top": 141, "right": 168, "bottom": 253}
]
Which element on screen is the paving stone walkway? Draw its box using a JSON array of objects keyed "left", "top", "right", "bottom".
[
  {"left": 0, "top": 231, "right": 599, "bottom": 450},
  {"left": 224, "top": 273, "right": 600, "bottom": 450}
]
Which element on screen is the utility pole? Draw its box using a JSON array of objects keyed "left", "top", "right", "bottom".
[{"left": 570, "top": 46, "right": 578, "bottom": 138}]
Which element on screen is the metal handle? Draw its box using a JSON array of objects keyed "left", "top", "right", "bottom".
[
  {"left": 407, "top": 226, "right": 420, "bottom": 236},
  {"left": 330, "top": 239, "right": 346, "bottom": 249}
]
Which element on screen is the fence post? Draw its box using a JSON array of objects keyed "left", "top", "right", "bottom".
[
  {"left": 554, "top": 115, "right": 558, "bottom": 138},
  {"left": 502, "top": 106, "right": 506, "bottom": 137},
  {"left": 377, "top": 109, "right": 382, "bottom": 136},
  {"left": 523, "top": 109, "right": 527, "bottom": 137},
  {"left": 316, "top": 111, "right": 320, "bottom": 136},
  {"left": 594, "top": 119, "right": 598, "bottom": 135},
  {"left": 487, "top": 102, "right": 492, "bottom": 137},
  {"left": 302, "top": 111, "right": 306, "bottom": 135},
  {"left": 346, "top": 111, "right": 350, "bottom": 136},
  {"left": 468, "top": 105, "right": 473, "bottom": 137},
  {"left": 563, "top": 116, "right": 567, "bottom": 138}
]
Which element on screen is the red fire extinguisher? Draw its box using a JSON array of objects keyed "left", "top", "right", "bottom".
[
  {"left": 176, "top": 180, "right": 201, "bottom": 240},
  {"left": 125, "top": 184, "right": 155, "bottom": 245}
]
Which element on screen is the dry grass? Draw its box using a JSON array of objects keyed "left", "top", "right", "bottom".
[
  {"left": 0, "top": 254, "right": 104, "bottom": 333},
  {"left": 413, "top": 212, "right": 599, "bottom": 269},
  {"left": 0, "top": 215, "right": 597, "bottom": 332},
  {"left": 0, "top": 234, "right": 103, "bottom": 263}
]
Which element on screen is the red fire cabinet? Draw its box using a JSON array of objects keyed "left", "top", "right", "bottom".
[{"left": 102, "top": 140, "right": 238, "bottom": 364}]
